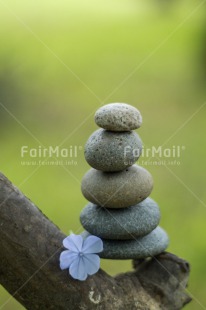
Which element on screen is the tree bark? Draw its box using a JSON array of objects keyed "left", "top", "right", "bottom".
[{"left": 0, "top": 172, "right": 191, "bottom": 309}]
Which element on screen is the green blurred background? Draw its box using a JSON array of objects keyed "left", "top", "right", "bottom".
[{"left": 0, "top": 0, "right": 206, "bottom": 309}]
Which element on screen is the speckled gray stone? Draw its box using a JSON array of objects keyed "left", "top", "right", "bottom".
[
  {"left": 81, "top": 165, "right": 153, "bottom": 208},
  {"left": 82, "top": 226, "right": 169, "bottom": 259},
  {"left": 84, "top": 129, "right": 142, "bottom": 172},
  {"left": 95, "top": 103, "right": 142, "bottom": 131},
  {"left": 80, "top": 198, "right": 160, "bottom": 240}
]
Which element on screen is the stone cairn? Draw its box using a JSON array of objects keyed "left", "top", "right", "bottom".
[{"left": 80, "top": 103, "right": 169, "bottom": 259}]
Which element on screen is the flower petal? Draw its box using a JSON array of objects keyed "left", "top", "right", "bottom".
[
  {"left": 59, "top": 250, "right": 78, "bottom": 270},
  {"left": 69, "top": 257, "right": 87, "bottom": 281},
  {"left": 82, "top": 236, "right": 103, "bottom": 254},
  {"left": 83, "top": 254, "right": 100, "bottom": 275},
  {"left": 63, "top": 234, "right": 83, "bottom": 252}
]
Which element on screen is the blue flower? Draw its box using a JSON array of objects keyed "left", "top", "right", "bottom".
[{"left": 60, "top": 234, "right": 103, "bottom": 281}]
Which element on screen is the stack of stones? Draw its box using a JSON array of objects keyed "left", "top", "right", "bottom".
[{"left": 80, "top": 103, "right": 169, "bottom": 259}]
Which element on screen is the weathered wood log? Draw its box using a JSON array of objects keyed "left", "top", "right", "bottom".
[{"left": 0, "top": 172, "right": 191, "bottom": 309}]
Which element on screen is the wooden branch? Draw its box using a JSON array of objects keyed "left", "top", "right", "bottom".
[{"left": 0, "top": 173, "right": 191, "bottom": 309}]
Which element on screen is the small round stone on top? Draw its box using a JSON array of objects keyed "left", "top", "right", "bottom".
[{"left": 95, "top": 103, "right": 142, "bottom": 132}]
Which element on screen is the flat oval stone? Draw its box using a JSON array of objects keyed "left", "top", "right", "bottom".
[
  {"left": 81, "top": 165, "right": 153, "bottom": 208},
  {"left": 84, "top": 129, "right": 142, "bottom": 172},
  {"left": 82, "top": 227, "right": 169, "bottom": 259},
  {"left": 80, "top": 198, "right": 160, "bottom": 240},
  {"left": 95, "top": 103, "right": 142, "bottom": 131}
]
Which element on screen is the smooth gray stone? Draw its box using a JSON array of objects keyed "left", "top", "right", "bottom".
[
  {"left": 95, "top": 103, "right": 142, "bottom": 131},
  {"left": 80, "top": 198, "right": 160, "bottom": 240},
  {"left": 84, "top": 129, "right": 142, "bottom": 172},
  {"left": 82, "top": 227, "right": 169, "bottom": 260},
  {"left": 81, "top": 165, "right": 153, "bottom": 209}
]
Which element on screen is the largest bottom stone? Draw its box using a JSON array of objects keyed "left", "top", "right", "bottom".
[{"left": 82, "top": 226, "right": 169, "bottom": 259}]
